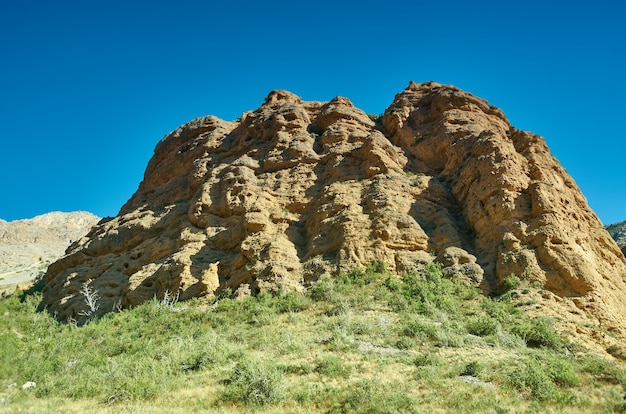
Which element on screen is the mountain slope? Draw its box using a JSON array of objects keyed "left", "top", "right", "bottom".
[
  {"left": 0, "top": 211, "right": 99, "bottom": 287},
  {"left": 606, "top": 220, "right": 626, "bottom": 255}
]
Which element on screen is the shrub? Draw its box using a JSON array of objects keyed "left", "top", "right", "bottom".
[
  {"left": 308, "top": 274, "right": 336, "bottom": 302},
  {"left": 240, "top": 295, "right": 277, "bottom": 326},
  {"left": 315, "top": 355, "right": 350, "bottom": 378},
  {"left": 547, "top": 357, "right": 580, "bottom": 387},
  {"left": 508, "top": 360, "right": 558, "bottom": 401},
  {"left": 320, "top": 295, "right": 351, "bottom": 316},
  {"left": 424, "top": 261, "right": 445, "bottom": 280},
  {"left": 275, "top": 291, "right": 311, "bottom": 313},
  {"left": 338, "top": 269, "right": 368, "bottom": 286},
  {"left": 433, "top": 328, "right": 465, "bottom": 348},
  {"left": 511, "top": 317, "right": 564, "bottom": 349},
  {"left": 466, "top": 316, "right": 498, "bottom": 337},
  {"left": 579, "top": 355, "right": 626, "bottom": 385},
  {"left": 365, "top": 261, "right": 388, "bottom": 280},
  {"left": 177, "top": 334, "right": 231, "bottom": 372},
  {"left": 221, "top": 360, "right": 285, "bottom": 406},
  {"left": 461, "top": 360, "right": 482, "bottom": 376},
  {"left": 383, "top": 276, "right": 402, "bottom": 292},
  {"left": 395, "top": 337, "right": 415, "bottom": 350},
  {"left": 4, "top": 263, "right": 625, "bottom": 412},
  {"left": 413, "top": 354, "right": 444, "bottom": 367},
  {"left": 504, "top": 273, "right": 522, "bottom": 291},
  {"left": 398, "top": 267, "right": 463, "bottom": 315},
  {"left": 482, "top": 297, "right": 518, "bottom": 322},
  {"left": 402, "top": 318, "right": 438, "bottom": 339}
]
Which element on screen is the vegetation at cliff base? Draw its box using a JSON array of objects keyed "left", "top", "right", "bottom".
[{"left": 1, "top": 262, "right": 625, "bottom": 413}]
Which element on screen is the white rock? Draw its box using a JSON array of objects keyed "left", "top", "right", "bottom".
[{"left": 21, "top": 381, "right": 36, "bottom": 389}]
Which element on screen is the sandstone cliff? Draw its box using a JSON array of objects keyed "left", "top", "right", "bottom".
[
  {"left": 0, "top": 212, "right": 99, "bottom": 287},
  {"left": 38, "top": 82, "right": 626, "bottom": 339}
]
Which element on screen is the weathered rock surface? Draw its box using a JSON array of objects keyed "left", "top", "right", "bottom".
[
  {"left": 38, "top": 82, "right": 626, "bottom": 339},
  {"left": 0, "top": 212, "right": 99, "bottom": 287}
]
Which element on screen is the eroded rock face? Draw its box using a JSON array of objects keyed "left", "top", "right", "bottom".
[{"left": 38, "top": 82, "right": 626, "bottom": 335}]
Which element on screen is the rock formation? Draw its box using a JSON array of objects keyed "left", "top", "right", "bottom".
[
  {"left": 38, "top": 82, "right": 626, "bottom": 338},
  {"left": 0, "top": 212, "right": 99, "bottom": 287}
]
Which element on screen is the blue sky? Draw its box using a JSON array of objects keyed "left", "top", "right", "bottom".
[{"left": 1, "top": 1, "right": 624, "bottom": 224}]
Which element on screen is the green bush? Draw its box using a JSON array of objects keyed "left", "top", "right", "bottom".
[
  {"left": 504, "top": 273, "right": 522, "bottom": 291},
  {"left": 240, "top": 294, "right": 277, "bottom": 326},
  {"left": 508, "top": 360, "right": 558, "bottom": 401},
  {"left": 178, "top": 334, "right": 231, "bottom": 372},
  {"left": 512, "top": 317, "right": 564, "bottom": 349},
  {"left": 394, "top": 262, "right": 475, "bottom": 316},
  {"left": 395, "top": 336, "right": 415, "bottom": 350},
  {"left": 433, "top": 327, "right": 466, "bottom": 348},
  {"left": 308, "top": 274, "right": 337, "bottom": 302},
  {"left": 383, "top": 275, "right": 402, "bottom": 292},
  {"left": 221, "top": 360, "right": 285, "bottom": 406},
  {"left": 466, "top": 316, "right": 498, "bottom": 337},
  {"left": 338, "top": 269, "right": 369, "bottom": 286},
  {"left": 481, "top": 297, "right": 519, "bottom": 322},
  {"left": 275, "top": 291, "right": 311, "bottom": 313},
  {"left": 315, "top": 355, "right": 350, "bottom": 378},
  {"left": 365, "top": 260, "right": 388, "bottom": 280},
  {"left": 402, "top": 318, "right": 438, "bottom": 339},
  {"left": 413, "top": 354, "right": 444, "bottom": 367},
  {"left": 547, "top": 357, "right": 580, "bottom": 387},
  {"left": 579, "top": 355, "right": 626, "bottom": 385},
  {"left": 461, "top": 360, "right": 482, "bottom": 376}
]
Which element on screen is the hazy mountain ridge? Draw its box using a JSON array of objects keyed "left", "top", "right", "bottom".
[
  {"left": 0, "top": 211, "right": 99, "bottom": 287},
  {"left": 606, "top": 220, "right": 626, "bottom": 257},
  {"left": 606, "top": 220, "right": 626, "bottom": 245}
]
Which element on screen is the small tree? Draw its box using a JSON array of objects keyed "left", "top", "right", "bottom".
[{"left": 78, "top": 280, "right": 100, "bottom": 322}]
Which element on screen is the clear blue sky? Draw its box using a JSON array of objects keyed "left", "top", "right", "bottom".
[{"left": 1, "top": 1, "right": 624, "bottom": 224}]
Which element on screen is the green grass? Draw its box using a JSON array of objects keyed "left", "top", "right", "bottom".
[{"left": 0, "top": 262, "right": 625, "bottom": 412}]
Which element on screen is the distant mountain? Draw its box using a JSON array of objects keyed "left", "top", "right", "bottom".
[
  {"left": 606, "top": 220, "right": 626, "bottom": 245},
  {"left": 0, "top": 211, "right": 99, "bottom": 287},
  {"left": 606, "top": 220, "right": 626, "bottom": 256}
]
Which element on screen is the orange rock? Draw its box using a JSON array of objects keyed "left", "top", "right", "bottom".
[{"left": 37, "top": 83, "right": 626, "bottom": 339}]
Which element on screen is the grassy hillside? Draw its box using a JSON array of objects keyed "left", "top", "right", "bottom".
[{"left": 1, "top": 263, "right": 625, "bottom": 413}]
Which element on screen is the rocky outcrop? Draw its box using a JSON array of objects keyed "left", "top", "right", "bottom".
[
  {"left": 38, "top": 82, "right": 626, "bottom": 337},
  {"left": 0, "top": 212, "right": 99, "bottom": 287}
]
